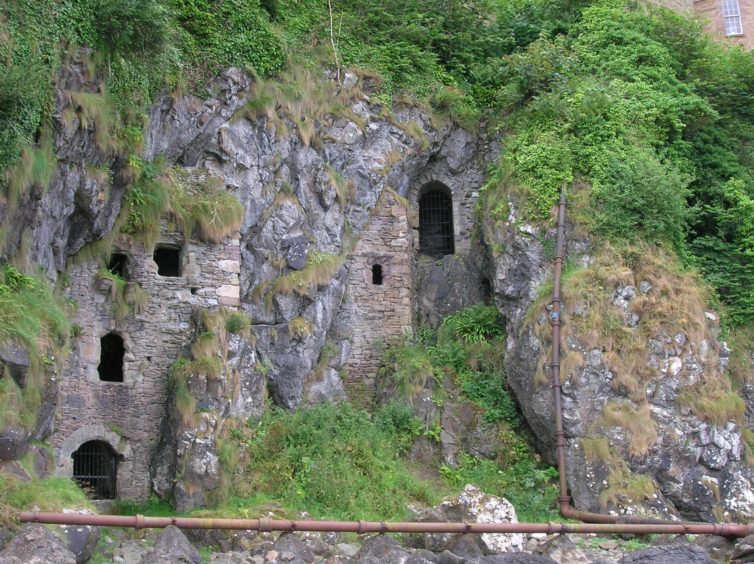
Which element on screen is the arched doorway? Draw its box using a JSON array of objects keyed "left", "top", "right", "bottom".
[
  {"left": 419, "top": 182, "right": 455, "bottom": 257},
  {"left": 72, "top": 440, "right": 118, "bottom": 499}
]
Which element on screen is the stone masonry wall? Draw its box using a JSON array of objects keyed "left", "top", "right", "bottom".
[
  {"left": 695, "top": 0, "right": 754, "bottom": 49},
  {"left": 338, "top": 190, "right": 413, "bottom": 404},
  {"left": 53, "top": 229, "right": 240, "bottom": 501}
]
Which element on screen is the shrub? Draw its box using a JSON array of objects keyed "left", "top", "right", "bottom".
[
  {"left": 223, "top": 403, "right": 434, "bottom": 521},
  {"left": 225, "top": 313, "right": 251, "bottom": 335},
  {"left": 94, "top": 0, "right": 171, "bottom": 55}
]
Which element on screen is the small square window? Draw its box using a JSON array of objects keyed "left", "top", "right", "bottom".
[
  {"left": 154, "top": 246, "right": 181, "bottom": 277},
  {"left": 107, "top": 253, "right": 128, "bottom": 278}
]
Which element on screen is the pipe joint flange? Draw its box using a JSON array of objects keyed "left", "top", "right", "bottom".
[
  {"left": 259, "top": 517, "right": 273, "bottom": 533},
  {"left": 135, "top": 514, "right": 145, "bottom": 530}
]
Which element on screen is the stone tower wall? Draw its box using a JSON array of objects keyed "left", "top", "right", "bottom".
[
  {"left": 339, "top": 190, "right": 414, "bottom": 403},
  {"left": 53, "top": 230, "right": 240, "bottom": 501}
]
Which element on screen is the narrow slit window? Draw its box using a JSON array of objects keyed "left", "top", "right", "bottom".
[
  {"left": 723, "top": 0, "right": 744, "bottom": 35},
  {"left": 98, "top": 333, "right": 124, "bottom": 382},
  {"left": 72, "top": 440, "right": 118, "bottom": 499},
  {"left": 107, "top": 253, "right": 128, "bottom": 278},
  {"left": 372, "top": 264, "right": 383, "bottom": 285},
  {"left": 153, "top": 245, "right": 181, "bottom": 277},
  {"left": 419, "top": 184, "right": 455, "bottom": 257}
]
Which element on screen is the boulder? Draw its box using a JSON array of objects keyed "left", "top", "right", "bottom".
[
  {"left": 479, "top": 556, "right": 557, "bottom": 563},
  {"left": 141, "top": 526, "right": 201, "bottom": 564},
  {"left": 272, "top": 533, "right": 315, "bottom": 563},
  {"left": 356, "top": 535, "right": 416, "bottom": 563},
  {"left": 56, "top": 508, "right": 102, "bottom": 563},
  {"left": 620, "top": 543, "right": 713, "bottom": 564},
  {"left": 415, "top": 485, "right": 523, "bottom": 554},
  {"left": 0, "top": 342, "right": 30, "bottom": 387},
  {"left": 0, "top": 523, "right": 77, "bottom": 564}
]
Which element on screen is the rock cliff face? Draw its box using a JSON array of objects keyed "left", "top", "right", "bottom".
[
  {"left": 15, "top": 57, "right": 491, "bottom": 504},
  {"left": 484, "top": 204, "right": 754, "bottom": 521},
  {"left": 3, "top": 52, "right": 752, "bottom": 522}
]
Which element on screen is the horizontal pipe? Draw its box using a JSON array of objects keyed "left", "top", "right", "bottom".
[{"left": 18, "top": 511, "right": 754, "bottom": 537}]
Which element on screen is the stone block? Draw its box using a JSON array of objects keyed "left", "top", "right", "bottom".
[
  {"left": 218, "top": 259, "right": 240, "bottom": 273},
  {"left": 216, "top": 284, "right": 240, "bottom": 299},
  {"left": 218, "top": 296, "right": 241, "bottom": 307}
]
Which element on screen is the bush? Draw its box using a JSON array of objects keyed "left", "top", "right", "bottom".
[
  {"left": 95, "top": 0, "right": 171, "bottom": 55},
  {"left": 590, "top": 145, "right": 690, "bottom": 251},
  {"left": 223, "top": 403, "right": 433, "bottom": 521}
]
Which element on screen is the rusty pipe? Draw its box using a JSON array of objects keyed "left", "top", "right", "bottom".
[
  {"left": 16, "top": 190, "right": 754, "bottom": 538},
  {"left": 18, "top": 511, "right": 754, "bottom": 537}
]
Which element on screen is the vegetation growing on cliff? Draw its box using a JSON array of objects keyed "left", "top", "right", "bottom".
[
  {"left": 0, "top": 265, "right": 71, "bottom": 430},
  {"left": 2, "top": 0, "right": 752, "bottom": 328},
  {"left": 380, "top": 306, "right": 560, "bottom": 522}
]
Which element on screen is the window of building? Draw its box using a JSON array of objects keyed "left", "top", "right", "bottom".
[
  {"left": 153, "top": 245, "right": 181, "bottom": 277},
  {"left": 723, "top": 0, "right": 744, "bottom": 35},
  {"left": 72, "top": 440, "right": 118, "bottom": 499},
  {"left": 98, "top": 333, "right": 124, "bottom": 382},
  {"left": 372, "top": 264, "right": 383, "bottom": 285},
  {"left": 419, "top": 183, "right": 455, "bottom": 257},
  {"left": 107, "top": 253, "right": 128, "bottom": 278}
]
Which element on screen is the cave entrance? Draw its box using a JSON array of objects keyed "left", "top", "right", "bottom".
[
  {"left": 153, "top": 245, "right": 181, "bottom": 277},
  {"left": 72, "top": 440, "right": 118, "bottom": 499},
  {"left": 107, "top": 253, "right": 128, "bottom": 278},
  {"left": 419, "top": 182, "right": 455, "bottom": 257},
  {"left": 98, "top": 333, "right": 124, "bottom": 383}
]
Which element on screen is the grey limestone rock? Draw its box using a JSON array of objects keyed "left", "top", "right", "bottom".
[
  {"left": 620, "top": 543, "right": 713, "bottom": 564},
  {"left": 356, "top": 535, "right": 415, "bottom": 563},
  {"left": 0, "top": 342, "right": 30, "bottom": 388},
  {"left": 56, "top": 508, "right": 102, "bottom": 563},
  {"left": 485, "top": 198, "right": 754, "bottom": 520},
  {"left": 141, "top": 526, "right": 201, "bottom": 564},
  {"left": 415, "top": 485, "right": 523, "bottom": 555},
  {"left": 0, "top": 523, "right": 77, "bottom": 564}
]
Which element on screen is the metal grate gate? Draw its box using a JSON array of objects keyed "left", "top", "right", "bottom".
[
  {"left": 72, "top": 441, "right": 118, "bottom": 499},
  {"left": 419, "top": 189, "right": 454, "bottom": 257}
]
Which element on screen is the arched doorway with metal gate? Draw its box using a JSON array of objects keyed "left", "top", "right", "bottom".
[
  {"left": 418, "top": 182, "right": 455, "bottom": 257},
  {"left": 72, "top": 440, "right": 119, "bottom": 499}
]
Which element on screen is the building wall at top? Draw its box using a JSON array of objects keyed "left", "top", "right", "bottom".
[
  {"left": 648, "top": 0, "right": 695, "bottom": 11},
  {"left": 695, "top": 0, "right": 754, "bottom": 48},
  {"left": 53, "top": 229, "right": 241, "bottom": 501}
]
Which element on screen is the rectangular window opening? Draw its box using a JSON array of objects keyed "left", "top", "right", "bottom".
[
  {"left": 154, "top": 245, "right": 182, "bottom": 277},
  {"left": 372, "top": 264, "right": 383, "bottom": 285}
]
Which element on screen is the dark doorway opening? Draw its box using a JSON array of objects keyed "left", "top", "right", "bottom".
[
  {"left": 372, "top": 264, "right": 383, "bottom": 285},
  {"left": 419, "top": 183, "right": 455, "bottom": 257},
  {"left": 98, "top": 333, "right": 124, "bottom": 382},
  {"left": 107, "top": 253, "right": 128, "bottom": 278},
  {"left": 154, "top": 245, "right": 181, "bottom": 277},
  {"left": 72, "top": 440, "right": 118, "bottom": 499}
]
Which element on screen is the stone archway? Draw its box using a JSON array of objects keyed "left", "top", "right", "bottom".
[{"left": 56, "top": 424, "right": 133, "bottom": 499}]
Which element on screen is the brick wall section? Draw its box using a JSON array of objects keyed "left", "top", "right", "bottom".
[
  {"left": 695, "top": 0, "right": 754, "bottom": 48},
  {"left": 53, "top": 229, "right": 240, "bottom": 501},
  {"left": 341, "top": 190, "right": 414, "bottom": 403},
  {"left": 647, "top": 0, "right": 694, "bottom": 11}
]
